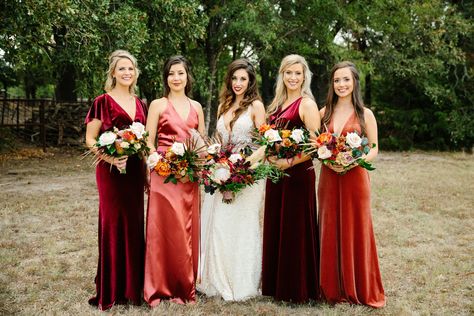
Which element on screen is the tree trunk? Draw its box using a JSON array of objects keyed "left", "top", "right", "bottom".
[
  {"left": 259, "top": 58, "right": 274, "bottom": 106},
  {"left": 365, "top": 73, "right": 372, "bottom": 106}
]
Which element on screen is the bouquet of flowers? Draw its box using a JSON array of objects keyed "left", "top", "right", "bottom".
[
  {"left": 309, "top": 130, "right": 376, "bottom": 172},
  {"left": 201, "top": 142, "right": 282, "bottom": 203},
  {"left": 147, "top": 135, "right": 206, "bottom": 184},
  {"left": 255, "top": 123, "right": 311, "bottom": 160},
  {"left": 91, "top": 122, "right": 150, "bottom": 174}
]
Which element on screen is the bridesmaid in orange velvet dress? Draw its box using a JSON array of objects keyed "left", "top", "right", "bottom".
[
  {"left": 318, "top": 61, "right": 385, "bottom": 308},
  {"left": 144, "top": 55, "right": 205, "bottom": 306},
  {"left": 262, "top": 54, "right": 321, "bottom": 303},
  {"left": 85, "top": 50, "right": 147, "bottom": 310}
]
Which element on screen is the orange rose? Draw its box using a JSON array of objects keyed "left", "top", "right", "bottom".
[
  {"left": 258, "top": 124, "right": 275, "bottom": 134},
  {"left": 114, "top": 141, "right": 125, "bottom": 155},
  {"left": 316, "top": 132, "right": 333, "bottom": 145},
  {"left": 121, "top": 130, "right": 136, "bottom": 142},
  {"left": 281, "top": 138, "right": 292, "bottom": 147},
  {"left": 155, "top": 161, "right": 171, "bottom": 177},
  {"left": 281, "top": 129, "right": 291, "bottom": 138}
]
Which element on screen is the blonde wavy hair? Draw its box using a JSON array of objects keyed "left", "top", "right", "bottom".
[
  {"left": 267, "top": 54, "right": 314, "bottom": 117},
  {"left": 104, "top": 50, "right": 140, "bottom": 94}
]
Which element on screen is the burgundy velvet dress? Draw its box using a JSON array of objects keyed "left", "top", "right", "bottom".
[
  {"left": 262, "top": 97, "right": 319, "bottom": 303},
  {"left": 85, "top": 93, "right": 147, "bottom": 310},
  {"left": 318, "top": 112, "right": 385, "bottom": 308},
  {"left": 144, "top": 98, "right": 200, "bottom": 306}
]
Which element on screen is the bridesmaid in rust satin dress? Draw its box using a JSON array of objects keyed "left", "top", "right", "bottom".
[
  {"left": 318, "top": 61, "right": 385, "bottom": 308},
  {"left": 144, "top": 55, "right": 205, "bottom": 306},
  {"left": 262, "top": 55, "right": 321, "bottom": 303},
  {"left": 85, "top": 50, "right": 146, "bottom": 310}
]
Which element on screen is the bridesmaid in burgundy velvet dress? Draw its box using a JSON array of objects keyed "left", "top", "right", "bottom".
[
  {"left": 85, "top": 50, "right": 147, "bottom": 310},
  {"left": 143, "top": 56, "right": 205, "bottom": 306},
  {"left": 318, "top": 61, "right": 385, "bottom": 308},
  {"left": 262, "top": 54, "right": 321, "bottom": 303}
]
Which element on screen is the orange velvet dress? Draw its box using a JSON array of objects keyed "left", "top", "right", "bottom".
[
  {"left": 318, "top": 112, "right": 385, "bottom": 308},
  {"left": 144, "top": 98, "right": 200, "bottom": 306}
]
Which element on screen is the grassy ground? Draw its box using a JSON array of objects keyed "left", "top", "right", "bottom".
[{"left": 0, "top": 148, "right": 472, "bottom": 315}]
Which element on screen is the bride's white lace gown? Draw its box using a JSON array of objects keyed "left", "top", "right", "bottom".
[{"left": 198, "top": 108, "right": 265, "bottom": 301}]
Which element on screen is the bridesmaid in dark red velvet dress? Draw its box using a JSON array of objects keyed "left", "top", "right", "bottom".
[
  {"left": 262, "top": 54, "right": 321, "bottom": 303},
  {"left": 85, "top": 50, "right": 147, "bottom": 310},
  {"left": 318, "top": 61, "right": 385, "bottom": 308}
]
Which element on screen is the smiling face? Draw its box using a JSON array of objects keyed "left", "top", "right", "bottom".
[
  {"left": 167, "top": 63, "right": 188, "bottom": 93},
  {"left": 231, "top": 68, "right": 249, "bottom": 97},
  {"left": 333, "top": 67, "right": 354, "bottom": 99},
  {"left": 113, "top": 58, "right": 135, "bottom": 88},
  {"left": 283, "top": 63, "right": 304, "bottom": 92}
]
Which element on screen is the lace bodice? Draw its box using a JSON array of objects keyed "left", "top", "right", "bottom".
[{"left": 216, "top": 108, "right": 254, "bottom": 146}]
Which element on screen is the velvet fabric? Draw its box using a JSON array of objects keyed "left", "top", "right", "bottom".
[
  {"left": 261, "top": 97, "right": 319, "bottom": 303},
  {"left": 144, "top": 98, "right": 200, "bottom": 306},
  {"left": 318, "top": 112, "right": 385, "bottom": 308},
  {"left": 85, "top": 93, "right": 147, "bottom": 310}
]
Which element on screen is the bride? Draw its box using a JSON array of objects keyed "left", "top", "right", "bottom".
[{"left": 198, "top": 59, "right": 266, "bottom": 301}]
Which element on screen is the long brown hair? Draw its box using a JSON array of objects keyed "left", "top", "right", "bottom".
[
  {"left": 217, "top": 59, "right": 261, "bottom": 130},
  {"left": 322, "top": 61, "right": 366, "bottom": 135},
  {"left": 163, "top": 55, "right": 194, "bottom": 97}
]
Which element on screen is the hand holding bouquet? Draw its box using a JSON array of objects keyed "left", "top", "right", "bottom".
[
  {"left": 147, "top": 135, "right": 205, "bottom": 184},
  {"left": 91, "top": 122, "right": 150, "bottom": 174},
  {"left": 309, "top": 130, "right": 375, "bottom": 173}
]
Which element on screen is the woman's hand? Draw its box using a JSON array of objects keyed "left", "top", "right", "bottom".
[
  {"left": 177, "top": 174, "right": 190, "bottom": 183},
  {"left": 267, "top": 156, "right": 292, "bottom": 170},
  {"left": 112, "top": 156, "right": 128, "bottom": 171}
]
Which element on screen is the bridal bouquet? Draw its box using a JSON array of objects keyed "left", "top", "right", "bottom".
[
  {"left": 201, "top": 143, "right": 280, "bottom": 203},
  {"left": 308, "top": 130, "right": 375, "bottom": 172},
  {"left": 254, "top": 123, "right": 311, "bottom": 160},
  {"left": 92, "top": 122, "right": 149, "bottom": 174},
  {"left": 147, "top": 136, "right": 205, "bottom": 184}
]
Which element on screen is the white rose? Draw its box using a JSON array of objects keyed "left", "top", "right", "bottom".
[
  {"left": 170, "top": 142, "right": 186, "bottom": 156},
  {"left": 119, "top": 141, "right": 130, "bottom": 149},
  {"left": 290, "top": 129, "right": 305, "bottom": 143},
  {"left": 317, "top": 145, "right": 332, "bottom": 160},
  {"left": 134, "top": 143, "right": 141, "bottom": 150},
  {"left": 346, "top": 132, "right": 362, "bottom": 148},
  {"left": 146, "top": 152, "right": 162, "bottom": 169},
  {"left": 228, "top": 153, "right": 243, "bottom": 164},
  {"left": 98, "top": 131, "right": 117, "bottom": 146},
  {"left": 130, "top": 122, "right": 146, "bottom": 139},
  {"left": 207, "top": 143, "right": 221, "bottom": 155},
  {"left": 210, "top": 163, "right": 231, "bottom": 184},
  {"left": 264, "top": 129, "right": 282, "bottom": 142}
]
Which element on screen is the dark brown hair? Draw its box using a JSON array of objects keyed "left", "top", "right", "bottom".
[
  {"left": 163, "top": 55, "right": 194, "bottom": 97},
  {"left": 322, "top": 61, "right": 366, "bottom": 134},
  {"left": 217, "top": 59, "right": 261, "bottom": 130}
]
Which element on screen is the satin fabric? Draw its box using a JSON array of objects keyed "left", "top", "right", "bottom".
[
  {"left": 144, "top": 99, "right": 200, "bottom": 306},
  {"left": 318, "top": 112, "right": 385, "bottom": 308},
  {"left": 262, "top": 97, "right": 319, "bottom": 303},
  {"left": 85, "top": 93, "right": 147, "bottom": 310}
]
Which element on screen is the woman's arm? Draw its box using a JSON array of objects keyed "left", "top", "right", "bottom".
[
  {"left": 363, "top": 108, "right": 379, "bottom": 162},
  {"left": 145, "top": 98, "right": 166, "bottom": 153}
]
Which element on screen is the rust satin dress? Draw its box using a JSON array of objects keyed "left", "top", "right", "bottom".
[
  {"left": 262, "top": 97, "right": 319, "bottom": 303},
  {"left": 85, "top": 94, "right": 147, "bottom": 310},
  {"left": 318, "top": 112, "right": 385, "bottom": 308},
  {"left": 144, "top": 98, "right": 200, "bottom": 306}
]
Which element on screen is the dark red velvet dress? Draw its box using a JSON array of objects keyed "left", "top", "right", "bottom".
[
  {"left": 85, "top": 93, "right": 147, "bottom": 310},
  {"left": 318, "top": 112, "right": 385, "bottom": 308},
  {"left": 262, "top": 97, "right": 319, "bottom": 303}
]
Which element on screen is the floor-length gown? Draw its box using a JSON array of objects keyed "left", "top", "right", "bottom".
[
  {"left": 144, "top": 98, "right": 200, "bottom": 306},
  {"left": 85, "top": 93, "right": 147, "bottom": 310},
  {"left": 318, "top": 112, "right": 385, "bottom": 308},
  {"left": 261, "top": 97, "right": 319, "bottom": 303},
  {"left": 197, "top": 108, "right": 265, "bottom": 301}
]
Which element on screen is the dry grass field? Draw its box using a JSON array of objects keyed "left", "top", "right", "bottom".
[{"left": 0, "top": 148, "right": 472, "bottom": 315}]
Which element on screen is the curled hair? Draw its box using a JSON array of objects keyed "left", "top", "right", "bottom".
[
  {"left": 217, "top": 59, "right": 261, "bottom": 131},
  {"left": 104, "top": 50, "right": 139, "bottom": 94},
  {"left": 267, "top": 54, "right": 314, "bottom": 117},
  {"left": 163, "top": 55, "right": 194, "bottom": 97},
  {"left": 322, "top": 61, "right": 366, "bottom": 135}
]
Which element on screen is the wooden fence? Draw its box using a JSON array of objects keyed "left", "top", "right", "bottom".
[{"left": 0, "top": 98, "right": 91, "bottom": 151}]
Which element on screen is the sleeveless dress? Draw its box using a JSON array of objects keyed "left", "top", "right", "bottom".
[
  {"left": 318, "top": 112, "right": 385, "bottom": 308},
  {"left": 144, "top": 98, "right": 200, "bottom": 306},
  {"left": 197, "top": 108, "right": 265, "bottom": 301},
  {"left": 85, "top": 93, "right": 147, "bottom": 310},
  {"left": 261, "top": 97, "right": 319, "bottom": 303}
]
